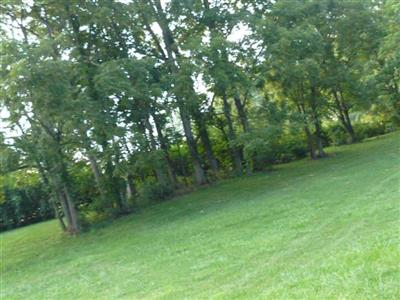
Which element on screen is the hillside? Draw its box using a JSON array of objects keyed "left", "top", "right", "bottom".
[{"left": 2, "top": 132, "right": 399, "bottom": 299}]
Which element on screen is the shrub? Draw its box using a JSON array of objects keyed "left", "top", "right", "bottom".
[
  {"left": 138, "top": 181, "right": 174, "bottom": 205},
  {"left": 354, "top": 122, "right": 387, "bottom": 140},
  {"left": 326, "top": 124, "right": 350, "bottom": 146},
  {"left": 278, "top": 134, "right": 308, "bottom": 161},
  {"left": 78, "top": 210, "right": 109, "bottom": 231}
]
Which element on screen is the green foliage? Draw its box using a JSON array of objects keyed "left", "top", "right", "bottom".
[
  {"left": 78, "top": 210, "right": 109, "bottom": 231},
  {"left": 239, "top": 126, "right": 308, "bottom": 169},
  {"left": 325, "top": 123, "right": 350, "bottom": 146},
  {"left": 70, "top": 163, "right": 98, "bottom": 205},
  {"left": 0, "top": 170, "right": 51, "bottom": 231},
  {"left": 138, "top": 181, "right": 175, "bottom": 206},
  {"left": 373, "top": 0, "right": 400, "bottom": 125},
  {"left": 353, "top": 122, "right": 389, "bottom": 141}
]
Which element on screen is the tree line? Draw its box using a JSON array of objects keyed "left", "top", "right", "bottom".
[{"left": 1, "top": 0, "right": 398, "bottom": 233}]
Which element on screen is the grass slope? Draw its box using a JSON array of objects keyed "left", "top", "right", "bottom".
[{"left": 1, "top": 132, "right": 399, "bottom": 299}]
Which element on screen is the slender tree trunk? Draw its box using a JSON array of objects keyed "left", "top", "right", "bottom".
[
  {"left": 23, "top": 8, "right": 76, "bottom": 231},
  {"left": 203, "top": 0, "right": 241, "bottom": 175},
  {"left": 149, "top": 1, "right": 207, "bottom": 185},
  {"left": 143, "top": 117, "right": 168, "bottom": 186},
  {"left": 67, "top": 4, "right": 124, "bottom": 212},
  {"left": 176, "top": 143, "right": 190, "bottom": 186},
  {"left": 298, "top": 103, "right": 316, "bottom": 160},
  {"left": 310, "top": 87, "right": 326, "bottom": 158},
  {"left": 62, "top": 185, "right": 79, "bottom": 234},
  {"left": 333, "top": 91, "right": 348, "bottom": 128},
  {"left": 215, "top": 116, "right": 230, "bottom": 143},
  {"left": 56, "top": 146, "right": 80, "bottom": 233},
  {"left": 193, "top": 113, "right": 219, "bottom": 173},
  {"left": 46, "top": 176, "right": 67, "bottom": 231},
  {"left": 104, "top": 160, "right": 124, "bottom": 211},
  {"left": 339, "top": 90, "right": 356, "bottom": 143},
  {"left": 57, "top": 184, "right": 79, "bottom": 234},
  {"left": 48, "top": 135, "right": 80, "bottom": 234},
  {"left": 233, "top": 95, "right": 252, "bottom": 174},
  {"left": 165, "top": 156, "right": 178, "bottom": 187},
  {"left": 154, "top": 168, "right": 167, "bottom": 186},
  {"left": 152, "top": 112, "right": 179, "bottom": 187},
  {"left": 35, "top": 160, "right": 66, "bottom": 231},
  {"left": 88, "top": 150, "right": 124, "bottom": 212},
  {"left": 314, "top": 119, "right": 326, "bottom": 158},
  {"left": 50, "top": 195, "right": 66, "bottom": 232},
  {"left": 342, "top": 106, "right": 355, "bottom": 142},
  {"left": 305, "top": 126, "right": 317, "bottom": 160},
  {"left": 332, "top": 90, "right": 356, "bottom": 143},
  {"left": 59, "top": 190, "right": 72, "bottom": 228},
  {"left": 222, "top": 92, "right": 243, "bottom": 175},
  {"left": 180, "top": 108, "right": 208, "bottom": 185},
  {"left": 87, "top": 152, "right": 108, "bottom": 202},
  {"left": 234, "top": 95, "right": 250, "bottom": 133},
  {"left": 126, "top": 174, "right": 136, "bottom": 201}
]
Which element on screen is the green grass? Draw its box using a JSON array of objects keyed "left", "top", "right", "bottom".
[{"left": 1, "top": 132, "right": 399, "bottom": 299}]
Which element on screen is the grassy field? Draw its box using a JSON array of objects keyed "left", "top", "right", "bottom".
[{"left": 1, "top": 132, "right": 399, "bottom": 299}]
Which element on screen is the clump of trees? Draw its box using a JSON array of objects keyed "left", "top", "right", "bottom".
[{"left": 0, "top": 0, "right": 398, "bottom": 234}]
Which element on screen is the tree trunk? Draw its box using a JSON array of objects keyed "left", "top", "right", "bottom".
[
  {"left": 332, "top": 90, "right": 356, "bottom": 143},
  {"left": 35, "top": 159, "right": 66, "bottom": 231},
  {"left": 305, "top": 126, "right": 317, "bottom": 160},
  {"left": 342, "top": 106, "right": 356, "bottom": 143},
  {"left": 180, "top": 108, "right": 208, "bottom": 185},
  {"left": 143, "top": 117, "right": 169, "bottom": 186},
  {"left": 339, "top": 90, "right": 356, "bottom": 143},
  {"left": 234, "top": 95, "right": 250, "bottom": 133},
  {"left": 62, "top": 185, "right": 79, "bottom": 234},
  {"left": 49, "top": 137, "right": 80, "bottom": 234},
  {"left": 310, "top": 87, "right": 326, "bottom": 158},
  {"left": 126, "top": 174, "right": 136, "bottom": 201},
  {"left": 59, "top": 190, "right": 71, "bottom": 223},
  {"left": 314, "top": 119, "right": 326, "bottom": 158},
  {"left": 104, "top": 160, "right": 124, "bottom": 211},
  {"left": 152, "top": 112, "right": 179, "bottom": 187},
  {"left": 56, "top": 147, "right": 80, "bottom": 234},
  {"left": 149, "top": 0, "right": 207, "bottom": 185},
  {"left": 87, "top": 152, "right": 109, "bottom": 203},
  {"left": 176, "top": 143, "right": 190, "bottom": 186},
  {"left": 298, "top": 103, "right": 316, "bottom": 160},
  {"left": 50, "top": 195, "right": 66, "bottom": 232},
  {"left": 193, "top": 113, "right": 219, "bottom": 173},
  {"left": 67, "top": 4, "right": 123, "bottom": 212},
  {"left": 223, "top": 92, "right": 243, "bottom": 175},
  {"left": 233, "top": 95, "right": 252, "bottom": 174}
]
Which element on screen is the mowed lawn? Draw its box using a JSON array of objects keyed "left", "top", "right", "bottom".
[{"left": 1, "top": 132, "right": 399, "bottom": 299}]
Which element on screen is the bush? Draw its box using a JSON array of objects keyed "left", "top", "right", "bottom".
[
  {"left": 138, "top": 181, "right": 174, "bottom": 205},
  {"left": 278, "top": 134, "right": 308, "bottom": 161},
  {"left": 326, "top": 124, "right": 350, "bottom": 146},
  {"left": 354, "top": 122, "right": 387, "bottom": 140},
  {"left": 0, "top": 171, "right": 53, "bottom": 232},
  {"left": 78, "top": 210, "right": 109, "bottom": 231},
  {"left": 326, "top": 121, "right": 393, "bottom": 146},
  {"left": 239, "top": 127, "right": 308, "bottom": 170}
]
